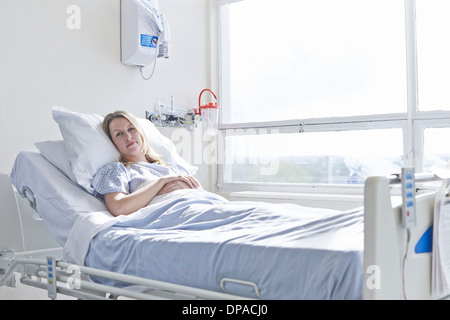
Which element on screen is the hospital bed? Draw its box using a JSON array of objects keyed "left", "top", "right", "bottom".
[{"left": 0, "top": 107, "right": 442, "bottom": 300}]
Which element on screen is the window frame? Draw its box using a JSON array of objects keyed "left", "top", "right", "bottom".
[{"left": 215, "top": 0, "right": 450, "bottom": 194}]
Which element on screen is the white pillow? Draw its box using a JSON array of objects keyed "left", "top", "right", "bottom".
[
  {"left": 52, "top": 106, "right": 198, "bottom": 194},
  {"left": 34, "top": 140, "right": 77, "bottom": 182},
  {"left": 138, "top": 119, "right": 198, "bottom": 174}
]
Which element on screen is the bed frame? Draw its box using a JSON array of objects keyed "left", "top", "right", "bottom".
[
  {"left": 0, "top": 172, "right": 441, "bottom": 299},
  {"left": 364, "top": 174, "right": 436, "bottom": 299}
]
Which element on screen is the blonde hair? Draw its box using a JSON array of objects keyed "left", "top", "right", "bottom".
[{"left": 103, "top": 110, "right": 164, "bottom": 166}]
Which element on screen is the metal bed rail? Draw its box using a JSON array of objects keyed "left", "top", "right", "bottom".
[{"left": 0, "top": 254, "right": 254, "bottom": 300}]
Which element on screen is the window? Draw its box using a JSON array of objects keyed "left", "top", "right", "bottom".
[
  {"left": 222, "top": 0, "right": 406, "bottom": 123},
  {"left": 217, "top": 0, "right": 450, "bottom": 192},
  {"left": 416, "top": 0, "right": 450, "bottom": 111},
  {"left": 222, "top": 129, "right": 403, "bottom": 185}
]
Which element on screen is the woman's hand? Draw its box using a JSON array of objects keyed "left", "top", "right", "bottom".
[{"left": 157, "top": 175, "right": 200, "bottom": 195}]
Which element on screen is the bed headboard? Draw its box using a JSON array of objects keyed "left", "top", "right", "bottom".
[{"left": 0, "top": 173, "right": 60, "bottom": 254}]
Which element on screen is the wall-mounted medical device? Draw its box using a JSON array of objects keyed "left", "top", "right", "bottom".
[
  {"left": 146, "top": 89, "right": 220, "bottom": 132},
  {"left": 121, "top": 0, "right": 170, "bottom": 80},
  {"left": 146, "top": 97, "right": 202, "bottom": 131}
]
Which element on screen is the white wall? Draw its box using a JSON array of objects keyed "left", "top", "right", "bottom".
[{"left": 0, "top": 0, "right": 214, "bottom": 188}]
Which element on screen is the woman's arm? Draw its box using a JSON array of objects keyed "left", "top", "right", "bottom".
[{"left": 104, "top": 175, "right": 200, "bottom": 217}]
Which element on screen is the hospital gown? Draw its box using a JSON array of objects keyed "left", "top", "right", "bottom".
[{"left": 91, "top": 161, "right": 189, "bottom": 199}]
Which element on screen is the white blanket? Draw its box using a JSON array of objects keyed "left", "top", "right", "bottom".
[{"left": 69, "top": 189, "right": 364, "bottom": 299}]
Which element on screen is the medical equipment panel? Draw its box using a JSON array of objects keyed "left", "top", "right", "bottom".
[
  {"left": 402, "top": 167, "right": 416, "bottom": 229},
  {"left": 47, "top": 256, "right": 57, "bottom": 299}
]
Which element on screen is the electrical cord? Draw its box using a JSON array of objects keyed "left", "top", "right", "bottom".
[
  {"left": 402, "top": 228, "right": 411, "bottom": 300},
  {"left": 139, "top": 50, "right": 158, "bottom": 80}
]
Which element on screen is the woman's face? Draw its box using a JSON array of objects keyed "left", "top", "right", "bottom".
[{"left": 109, "top": 117, "right": 146, "bottom": 162}]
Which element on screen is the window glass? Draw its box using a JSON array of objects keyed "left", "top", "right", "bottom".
[
  {"left": 416, "top": 0, "right": 450, "bottom": 111},
  {"left": 224, "top": 0, "right": 407, "bottom": 123},
  {"left": 423, "top": 128, "right": 450, "bottom": 172},
  {"left": 223, "top": 129, "right": 403, "bottom": 184}
]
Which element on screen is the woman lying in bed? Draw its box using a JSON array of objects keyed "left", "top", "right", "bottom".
[{"left": 91, "top": 110, "right": 200, "bottom": 216}]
